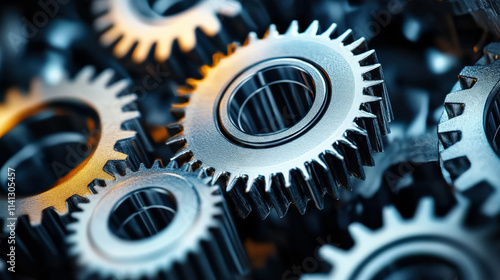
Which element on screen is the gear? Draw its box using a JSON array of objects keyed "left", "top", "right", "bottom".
[
  {"left": 0, "top": 66, "right": 145, "bottom": 224},
  {"left": 167, "top": 20, "right": 392, "bottom": 219},
  {"left": 302, "top": 197, "right": 500, "bottom": 280},
  {"left": 67, "top": 160, "right": 249, "bottom": 280},
  {"left": 91, "top": 0, "right": 265, "bottom": 81},
  {"left": 449, "top": 0, "right": 500, "bottom": 37},
  {"left": 438, "top": 43, "right": 500, "bottom": 217}
]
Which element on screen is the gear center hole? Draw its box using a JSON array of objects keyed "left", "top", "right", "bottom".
[
  {"left": 145, "top": 0, "right": 199, "bottom": 16},
  {"left": 0, "top": 101, "right": 101, "bottom": 196},
  {"left": 228, "top": 65, "right": 316, "bottom": 135},
  {"left": 109, "top": 188, "right": 177, "bottom": 241}
]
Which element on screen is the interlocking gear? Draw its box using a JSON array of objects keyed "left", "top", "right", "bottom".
[
  {"left": 0, "top": 66, "right": 143, "bottom": 224},
  {"left": 167, "top": 20, "right": 393, "bottom": 219},
  {"left": 302, "top": 197, "right": 500, "bottom": 280},
  {"left": 68, "top": 161, "right": 249, "bottom": 280},
  {"left": 438, "top": 43, "right": 500, "bottom": 217}
]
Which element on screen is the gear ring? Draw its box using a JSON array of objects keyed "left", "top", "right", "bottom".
[
  {"left": 438, "top": 43, "right": 500, "bottom": 217},
  {"left": 0, "top": 66, "right": 143, "bottom": 224},
  {"left": 68, "top": 161, "right": 249, "bottom": 280},
  {"left": 167, "top": 21, "right": 393, "bottom": 219},
  {"left": 302, "top": 197, "right": 500, "bottom": 280}
]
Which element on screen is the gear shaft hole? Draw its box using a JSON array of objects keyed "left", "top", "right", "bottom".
[
  {"left": 228, "top": 66, "right": 316, "bottom": 135},
  {"left": 109, "top": 188, "right": 177, "bottom": 241},
  {"left": 0, "top": 102, "right": 100, "bottom": 196}
]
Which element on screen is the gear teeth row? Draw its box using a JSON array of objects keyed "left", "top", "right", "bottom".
[
  {"left": 438, "top": 43, "right": 500, "bottom": 217},
  {"left": 168, "top": 21, "right": 392, "bottom": 219},
  {"left": 92, "top": 0, "right": 270, "bottom": 83}
]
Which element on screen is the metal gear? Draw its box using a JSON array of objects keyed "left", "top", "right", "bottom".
[
  {"left": 302, "top": 197, "right": 500, "bottom": 280},
  {"left": 449, "top": 0, "right": 500, "bottom": 37},
  {"left": 91, "top": 0, "right": 258, "bottom": 72},
  {"left": 0, "top": 66, "right": 144, "bottom": 224},
  {"left": 167, "top": 20, "right": 393, "bottom": 219},
  {"left": 67, "top": 160, "right": 249, "bottom": 280},
  {"left": 438, "top": 42, "right": 500, "bottom": 217}
]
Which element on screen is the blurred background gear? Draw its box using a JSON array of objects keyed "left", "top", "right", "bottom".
[
  {"left": 438, "top": 42, "right": 500, "bottom": 217},
  {"left": 68, "top": 161, "right": 249, "bottom": 280},
  {"left": 167, "top": 21, "right": 392, "bottom": 220},
  {"left": 302, "top": 196, "right": 500, "bottom": 280},
  {"left": 91, "top": 0, "right": 269, "bottom": 82},
  {"left": 449, "top": 0, "right": 500, "bottom": 37}
]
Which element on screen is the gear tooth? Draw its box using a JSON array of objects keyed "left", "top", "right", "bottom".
[
  {"left": 440, "top": 139, "right": 465, "bottom": 161},
  {"left": 357, "top": 112, "right": 384, "bottom": 152},
  {"left": 109, "top": 79, "right": 129, "bottom": 94},
  {"left": 346, "top": 128, "right": 374, "bottom": 166},
  {"left": 100, "top": 27, "right": 123, "bottom": 46},
  {"left": 170, "top": 106, "right": 186, "bottom": 121},
  {"left": 152, "top": 159, "right": 163, "bottom": 168},
  {"left": 226, "top": 176, "right": 252, "bottom": 218},
  {"left": 319, "top": 245, "right": 344, "bottom": 263},
  {"left": 337, "top": 139, "right": 365, "bottom": 180},
  {"left": 361, "top": 63, "right": 381, "bottom": 74},
  {"left": 303, "top": 20, "right": 320, "bottom": 35},
  {"left": 244, "top": 32, "right": 259, "bottom": 45},
  {"left": 321, "top": 23, "right": 338, "bottom": 37},
  {"left": 166, "top": 135, "right": 187, "bottom": 147},
  {"left": 265, "top": 24, "right": 279, "bottom": 38},
  {"left": 415, "top": 197, "right": 435, "bottom": 221},
  {"left": 483, "top": 192, "right": 500, "bottom": 217},
  {"left": 288, "top": 169, "right": 313, "bottom": 214},
  {"left": 304, "top": 161, "right": 328, "bottom": 209},
  {"left": 323, "top": 149, "right": 351, "bottom": 191},
  {"left": 120, "top": 110, "right": 141, "bottom": 122},
  {"left": 167, "top": 160, "right": 179, "bottom": 169},
  {"left": 268, "top": 174, "right": 292, "bottom": 218},
  {"left": 363, "top": 80, "right": 384, "bottom": 88},
  {"left": 438, "top": 130, "right": 462, "bottom": 149},
  {"left": 76, "top": 66, "right": 96, "bottom": 82},
  {"left": 94, "top": 68, "right": 115, "bottom": 87},
  {"left": 348, "top": 223, "right": 371, "bottom": 242},
  {"left": 285, "top": 20, "right": 300, "bottom": 35},
  {"left": 452, "top": 168, "right": 477, "bottom": 192},
  {"left": 171, "top": 148, "right": 192, "bottom": 165},
  {"left": 382, "top": 206, "right": 402, "bottom": 227},
  {"left": 361, "top": 94, "right": 383, "bottom": 104},
  {"left": 114, "top": 37, "right": 135, "bottom": 58},
  {"left": 346, "top": 37, "right": 365, "bottom": 52},
  {"left": 336, "top": 29, "right": 353, "bottom": 43},
  {"left": 199, "top": 65, "right": 211, "bottom": 77},
  {"left": 355, "top": 49, "right": 375, "bottom": 62},
  {"left": 246, "top": 177, "right": 272, "bottom": 219},
  {"left": 118, "top": 93, "right": 137, "bottom": 107},
  {"left": 94, "top": 13, "right": 113, "bottom": 32},
  {"left": 132, "top": 41, "right": 152, "bottom": 64},
  {"left": 438, "top": 115, "right": 463, "bottom": 133}
]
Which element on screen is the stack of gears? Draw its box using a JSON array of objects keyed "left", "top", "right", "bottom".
[{"left": 0, "top": 0, "right": 499, "bottom": 279}]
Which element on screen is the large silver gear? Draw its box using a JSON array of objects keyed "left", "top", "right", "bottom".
[
  {"left": 0, "top": 66, "right": 144, "bottom": 224},
  {"left": 438, "top": 43, "right": 500, "bottom": 217},
  {"left": 67, "top": 161, "right": 249, "bottom": 279},
  {"left": 302, "top": 197, "right": 500, "bottom": 280},
  {"left": 92, "top": 0, "right": 243, "bottom": 63},
  {"left": 167, "top": 21, "right": 393, "bottom": 219}
]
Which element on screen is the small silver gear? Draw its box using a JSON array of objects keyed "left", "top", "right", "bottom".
[
  {"left": 167, "top": 20, "right": 393, "bottom": 219},
  {"left": 0, "top": 66, "right": 144, "bottom": 224},
  {"left": 302, "top": 197, "right": 500, "bottom": 280},
  {"left": 438, "top": 42, "right": 500, "bottom": 217},
  {"left": 67, "top": 161, "right": 249, "bottom": 280}
]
